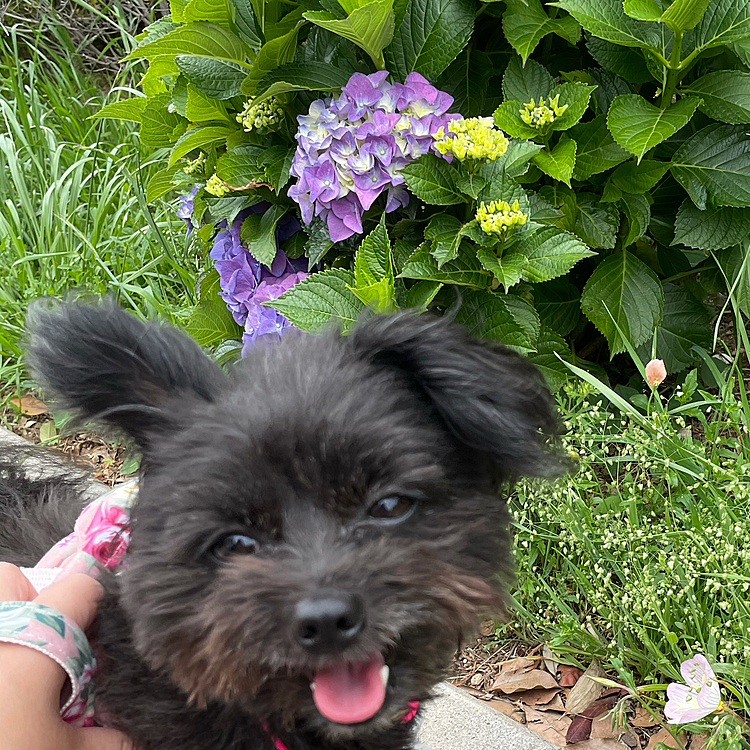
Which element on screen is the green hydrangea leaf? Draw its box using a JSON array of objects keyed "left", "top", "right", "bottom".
[
  {"left": 186, "top": 298, "right": 243, "bottom": 347},
  {"left": 695, "top": 0, "right": 750, "bottom": 52},
  {"left": 493, "top": 100, "right": 541, "bottom": 139},
  {"left": 92, "top": 97, "right": 148, "bottom": 123},
  {"left": 355, "top": 215, "right": 393, "bottom": 286},
  {"left": 532, "top": 136, "right": 577, "bottom": 185},
  {"left": 240, "top": 204, "right": 287, "bottom": 267},
  {"left": 607, "top": 94, "right": 701, "bottom": 162},
  {"left": 255, "top": 62, "right": 358, "bottom": 102},
  {"left": 619, "top": 191, "right": 651, "bottom": 246},
  {"left": 271, "top": 268, "right": 364, "bottom": 333},
  {"left": 586, "top": 36, "right": 654, "bottom": 84},
  {"left": 260, "top": 146, "right": 295, "bottom": 192},
  {"left": 581, "top": 250, "right": 664, "bottom": 355},
  {"left": 673, "top": 199, "right": 750, "bottom": 250},
  {"left": 228, "top": 0, "right": 263, "bottom": 48},
  {"left": 548, "top": 0, "right": 661, "bottom": 47},
  {"left": 660, "top": 0, "right": 711, "bottom": 31},
  {"left": 453, "top": 290, "right": 535, "bottom": 350},
  {"left": 215, "top": 143, "right": 267, "bottom": 185},
  {"left": 185, "top": 84, "right": 230, "bottom": 122},
  {"left": 175, "top": 56, "right": 249, "bottom": 99},
  {"left": 127, "top": 21, "right": 249, "bottom": 64},
  {"left": 401, "top": 154, "right": 465, "bottom": 205},
  {"left": 305, "top": 0, "right": 395, "bottom": 68},
  {"left": 502, "top": 57, "right": 554, "bottom": 103},
  {"left": 635, "top": 282, "right": 712, "bottom": 372},
  {"left": 437, "top": 48, "right": 494, "bottom": 118},
  {"left": 502, "top": 0, "right": 581, "bottom": 64},
  {"left": 558, "top": 192, "right": 621, "bottom": 248},
  {"left": 425, "top": 214, "right": 463, "bottom": 267},
  {"left": 602, "top": 159, "right": 670, "bottom": 201},
  {"left": 527, "top": 327, "right": 573, "bottom": 391},
  {"left": 386, "top": 0, "right": 475, "bottom": 81},
  {"left": 681, "top": 71, "right": 750, "bottom": 124},
  {"left": 398, "top": 243, "right": 492, "bottom": 287},
  {"left": 141, "top": 94, "right": 188, "bottom": 147},
  {"left": 476, "top": 248, "right": 528, "bottom": 290},
  {"left": 516, "top": 226, "right": 596, "bottom": 282},
  {"left": 671, "top": 124, "right": 750, "bottom": 209},
  {"left": 569, "top": 114, "right": 630, "bottom": 180},
  {"left": 241, "top": 23, "right": 302, "bottom": 95},
  {"left": 534, "top": 278, "right": 581, "bottom": 337},
  {"left": 623, "top": 0, "right": 662, "bottom": 22},
  {"left": 547, "top": 82, "right": 597, "bottom": 131},
  {"left": 171, "top": 125, "right": 236, "bottom": 168},
  {"left": 405, "top": 280, "right": 443, "bottom": 309}
]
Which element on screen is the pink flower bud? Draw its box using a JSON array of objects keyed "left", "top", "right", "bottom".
[{"left": 645, "top": 359, "right": 667, "bottom": 386}]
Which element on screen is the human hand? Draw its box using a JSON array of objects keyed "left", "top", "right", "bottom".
[{"left": 0, "top": 562, "right": 132, "bottom": 750}]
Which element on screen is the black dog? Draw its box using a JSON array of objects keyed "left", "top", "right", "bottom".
[{"left": 0, "top": 301, "right": 558, "bottom": 750}]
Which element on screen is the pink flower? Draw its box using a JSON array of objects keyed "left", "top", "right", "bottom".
[
  {"left": 645, "top": 359, "right": 667, "bottom": 386},
  {"left": 665, "top": 655, "right": 722, "bottom": 724}
]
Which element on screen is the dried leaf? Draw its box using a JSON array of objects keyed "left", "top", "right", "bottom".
[
  {"left": 567, "top": 715, "right": 594, "bottom": 744},
  {"left": 470, "top": 672, "right": 484, "bottom": 688},
  {"left": 492, "top": 668, "right": 559, "bottom": 694},
  {"left": 621, "top": 732, "right": 640, "bottom": 748},
  {"left": 518, "top": 687, "right": 563, "bottom": 707},
  {"left": 14, "top": 394, "right": 48, "bottom": 415},
  {"left": 487, "top": 698, "right": 518, "bottom": 718},
  {"left": 591, "top": 714, "right": 621, "bottom": 740},
  {"left": 566, "top": 661, "right": 607, "bottom": 714},
  {"left": 543, "top": 644, "right": 560, "bottom": 675},
  {"left": 690, "top": 735, "right": 708, "bottom": 750},
  {"left": 560, "top": 665, "right": 586, "bottom": 686},
  {"left": 501, "top": 657, "right": 538, "bottom": 675},
  {"left": 570, "top": 740, "right": 625, "bottom": 750},
  {"left": 39, "top": 421, "right": 58, "bottom": 442},
  {"left": 647, "top": 728, "right": 686, "bottom": 750},
  {"left": 630, "top": 706, "right": 659, "bottom": 728},
  {"left": 521, "top": 705, "right": 572, "bottom": 748}
]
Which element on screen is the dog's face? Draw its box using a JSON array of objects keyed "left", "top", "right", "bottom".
[{"left": 27, "top": 302, "right": 558, "bottom": 742}]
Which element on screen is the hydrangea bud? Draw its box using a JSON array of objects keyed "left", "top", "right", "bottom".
[
  {"left": 205, "top": 173, "right": 230, "bottom": 197},
  {"left": 433, "top": 117, "right": 509, "bottom": 161},
  {"left": 520, "top": 94, "right": 568, "bottom": 129},
  {"left": 475, "top": 199, "right": 527, "bottom": 235}
]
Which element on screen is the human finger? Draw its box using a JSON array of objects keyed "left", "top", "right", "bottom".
[{"left": 0, "top": 562, "right": 37, "bottom": 601}]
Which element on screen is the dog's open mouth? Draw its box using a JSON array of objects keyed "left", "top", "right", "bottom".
[{"left": 310, "top": 655, "right": 388, "bottom": 724}]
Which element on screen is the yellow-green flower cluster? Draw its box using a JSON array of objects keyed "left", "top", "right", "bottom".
[
  {"left": 183, "top": 152, "right": 205, "bottom": 175},
  {"left": 475, "top": 199, "right": 527, "bottom": 235},
  {"left": 236, "top": 97, "right": 285, "bottom": 132},
  {"left": 205, "top": 173, "right": 230, "bottom": 197},
  {"left": 433, "top": 117, "right": 509, "bottom": 161},
  {"left": 519, "top": 94, "right": 568, "bottom": 129}
]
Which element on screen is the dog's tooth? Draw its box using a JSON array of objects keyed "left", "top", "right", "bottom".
[
  {"left": 310, "top": 682, "right": 316, "bottom": 692},
  {"left": 380, "top": 665, "right": 390, "bottom": 687}
]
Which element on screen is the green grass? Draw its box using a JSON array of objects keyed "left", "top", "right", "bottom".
[
  {"left": 505, "top": 332, "right": 750, "bottom": 749},
  {"left": 0, "top": 26, "right": 199, "bottom": 397}
]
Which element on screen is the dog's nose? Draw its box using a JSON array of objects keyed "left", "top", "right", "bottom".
[{"left": 294, "top": 591, "right": 365, "bottom": 653}]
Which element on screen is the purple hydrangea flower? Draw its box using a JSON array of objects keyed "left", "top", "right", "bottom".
[
  {"left": 176, "top": 185, "right": 199, "bottom": 233},
  {"left": 289, "top": 71, "right": 459, "bottom": 243},
  {"left": 209, "top": 207, "right": 308, "bottom": 355}
]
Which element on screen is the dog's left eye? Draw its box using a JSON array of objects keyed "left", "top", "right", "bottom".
[
  {"left": 367, "top": 496, "right": 415, "bottom": 521},
  {"left": 211, "top": 534, "right": 258, "bottom": 559}
]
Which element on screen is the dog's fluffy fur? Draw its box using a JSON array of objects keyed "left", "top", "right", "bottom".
[{"left": 0, "top": 301, "right": 559, "bottom": 750}]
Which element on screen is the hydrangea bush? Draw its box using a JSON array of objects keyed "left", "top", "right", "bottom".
[{"left": 95, "top": 0, "right": 750, "bottom": 385}]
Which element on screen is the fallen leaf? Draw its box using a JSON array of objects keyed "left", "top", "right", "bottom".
[
  {"left": 647, "top": 728, "right": 686, "bottom": 750},
  {"left": 690, "top": 734, "right": 707, "bottom": 750},
  {"left": 39, "top": 421, "right": 58, "bottom": 442},
  {"left": 521, "top": 704, "right": 572, "bottom": 748},
  {"left": 569, "top": 740, "right": 625, "bottom": 750},
  {"left": 590, "top": 714, "right": 622, "bottom": 740},
  {"left": 621, "top": 732, "right": 640, "bottom": 748},
  {"left": 501, "top": 657, "right": 538, "bottom": 675},
  {"left": 535, "top": 693, "right": 567, "bottom": 712},
  {"left": 492, "top": 668, "right": 559, "bottom": 694},
  {"left": 487, "top": 698, "right": 517, "bottom": 718},
  {"left": 543, "top": 644, "right": 560, "bottom": 675},
  {"left": 630, "top": 707, "right": 659, "bottom": 728},
  {"left": 470, "top": 672, "right": 484, "bottom": 688},
  {"left": 566, "top": 661, "right": 607, "bottom": 714},
  {"left": 14, "top": 394, "right": 48, "bottom": 415},
  {"left": 517, "top": 687, "right": 563, "bottom": 707},
  {"left": 560, "top": 665, "right": 586, "bottom": 686},
  {"left": 567, "top": 716, "right": 594, "bottom": 743}
]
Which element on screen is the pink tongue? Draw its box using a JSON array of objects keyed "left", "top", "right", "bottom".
[{"left": 312, "top": 656, "right": 386, "bottom": 724}]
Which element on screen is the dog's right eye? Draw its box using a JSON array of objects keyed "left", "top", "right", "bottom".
[{"left": 211, "top": 534, "right": 258, "bottom": 560}]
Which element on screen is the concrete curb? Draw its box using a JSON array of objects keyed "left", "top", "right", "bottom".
[{"left": 0, "top": 426, "right": 556, "bottom": 750}]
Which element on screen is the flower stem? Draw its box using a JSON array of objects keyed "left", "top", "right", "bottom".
[{"left": 660, "top": 30, "right": 683, "bottom": 108}]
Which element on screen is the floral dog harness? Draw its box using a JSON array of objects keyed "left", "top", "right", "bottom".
[{"left": 1, "top": 481, "right": 137, "bottom": 726}]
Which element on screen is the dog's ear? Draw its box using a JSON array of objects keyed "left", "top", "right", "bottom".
[
  {"left": 25, "top": 299, "right": 226, "bottom": 449},
  {"left": 348, "top": 312, "right": 561, "bottom": 478}
]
